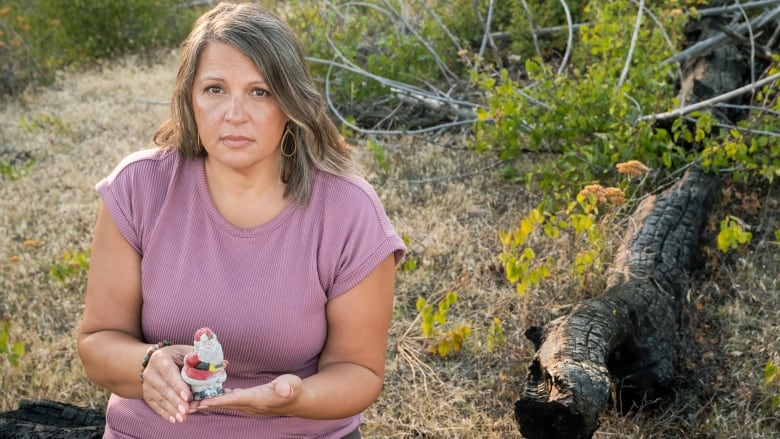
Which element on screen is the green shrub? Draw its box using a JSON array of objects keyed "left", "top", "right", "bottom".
[
  {"left": 765, "top": 359, "right": 780, "bottom": 410},
  {"left": 416, "top": 292, "right": 472, "bottom": 357},
  {"left": 473, "top": 1, "right": 692, "bottom": 199},
  {"left": 0, "top": 319, "right": 24, "bottom": 367},
  {"left": 0, "top": 0, "right": 200, "bottom": 96},
  {"left": 49, "top": 249, "right": 91, "bottom": 284}
]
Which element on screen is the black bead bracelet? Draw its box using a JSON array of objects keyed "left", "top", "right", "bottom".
[{"left": 139, "top": 340, "right": 172, "bottom": 382}]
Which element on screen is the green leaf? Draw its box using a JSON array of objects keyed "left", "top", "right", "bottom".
[
  {"left": 12, "top": 342, "right": 24, "bottom": 358},
  {"left": 765, "top": 360, "right": 778, "bottom": 386},
  {"left": 437, "top": 340, "right": 451, "bottom": 357},
  {"left": 415, "top": 297, "right": 426, "bottom": 312}
]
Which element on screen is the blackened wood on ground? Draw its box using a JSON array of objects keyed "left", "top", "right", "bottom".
[
  {"left": 0, "top": 400, "right": 105, "bottom": 439},
  {"left": 514, "top": 165, "right": 721, "bottom": 439}
]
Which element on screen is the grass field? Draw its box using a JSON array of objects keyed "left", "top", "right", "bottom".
[{"left": 1, "top": 50, "right": 779, "bottom": 438}]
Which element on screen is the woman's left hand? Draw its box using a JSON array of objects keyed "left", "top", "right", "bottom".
[{"left": 190, "top": 374, "right": 302, "bottom": 416}]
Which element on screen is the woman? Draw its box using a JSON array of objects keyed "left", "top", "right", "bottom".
[{"left": 77, "top": 3, "right": 405, "bottom": 438}]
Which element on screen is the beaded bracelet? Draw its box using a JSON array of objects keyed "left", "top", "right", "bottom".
[{"left": 139, "top": 340, "right": 172, "bottom": 382}]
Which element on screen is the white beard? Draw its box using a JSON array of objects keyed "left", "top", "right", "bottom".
[{"left": 197, "top": 339, "right": 224, "bottom": 365}]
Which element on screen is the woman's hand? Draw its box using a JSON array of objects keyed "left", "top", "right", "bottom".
[
  {"left": 141, "top": 345, "right": 193, "bottom": 423},
  {"left": 192, "top": 374, "right": 302, "bottom": 416}
]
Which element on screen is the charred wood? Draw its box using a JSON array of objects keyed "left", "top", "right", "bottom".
[
  {"left": 0, "top": 399, "right": 104, "bottom": 439},
  {"left": 514, "top": 165, "right": 721, "bottom": 439}
]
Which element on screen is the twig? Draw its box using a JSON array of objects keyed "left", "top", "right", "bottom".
[
  {"left": 616, "top": 0, "right": 645, "bottom": 93},
  {"left": 322, "top": 60, "right": 478, "bottom": 135},
  {"left": 390, "top": 87, "right": 481, "bottom": 120},
  {"left": 557, "top": 0, "right": 574, "bottom": 75},
  {"left": 521, "top": 0, "right": 543, "bottom": 61},
  {"left": 710, "top": 120, "right": 780, "bottom": 139},
  {"left": 474, "top": 0, "right": 503, "bottom": 69},
  {"left": 662, "top": 5, "right": 780, "bottom": 66},
  {"left": 697, "top": 0, "right": 780, "bottom": 17},
  {"left": 395, "top": 313, "right": 441, "bottom": 389},
  {"left": 478, "top": 0, "right": 494, "bottom": 57},
  {"left": 715, "top": 102, "right": 780, "bottom": 117},
  {"left": 535, "top": 22, "right": 591, "bottom": 37},
  {"left": 395, "top": 337, "right": 439, "bottom": 389},
  {"left": 637, "top": 72, "right": 780, "bottom": 121},
  {"left": 734, "top": 0, "right": 757, "bottom": 87},
  {"left": 314, "top": 18, "right": 490, "bottom": 135},
  {"left": 767, "top": 17, "right": 780, "bottom": 47},
  {"left": 308, "top": 55, "right": 479, "bottom": 114},
  {"left": 322, "top": 61, "right": 479, "bottom": 135}
]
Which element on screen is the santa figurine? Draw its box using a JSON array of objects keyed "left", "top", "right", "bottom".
[{"left": 181, "top": 327, "right": 228, "bottom": 400}]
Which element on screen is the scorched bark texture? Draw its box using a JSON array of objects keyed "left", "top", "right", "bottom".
[{"left": 515, "top": 165, "right": 721, "bottom": 439}]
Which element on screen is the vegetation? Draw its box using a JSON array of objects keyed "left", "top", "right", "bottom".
[
  {"left": 1, "top": 0, "right": 780, "bottom": 437},
  {"left": 0, "top": 319, "right": 24, "bottom": 367},
  {"left": 0, "top": 0, "right": 201, "bottom": 95}
]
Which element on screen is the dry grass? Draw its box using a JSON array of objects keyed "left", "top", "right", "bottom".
[{"left": 1, "top": 51, "right": 779, "bottom": 438}]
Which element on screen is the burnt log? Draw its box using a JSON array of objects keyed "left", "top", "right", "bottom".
[
  {"left": 514, "top": 165, "right": 721, "bottom": 439},
  {"left": 0, "top": 400, "right": 105, "bottom": 439}
]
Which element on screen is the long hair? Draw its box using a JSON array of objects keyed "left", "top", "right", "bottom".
[{"left": 153, "top": 2, "right": 354, "bottom": 202}]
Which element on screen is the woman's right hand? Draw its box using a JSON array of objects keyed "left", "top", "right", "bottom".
[{"left": 141, "top": 345, "right": 193, "bottom": 423}]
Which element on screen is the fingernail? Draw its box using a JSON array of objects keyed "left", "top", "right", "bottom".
[
  {"left": 168, "top": 415, "right": 176, "bottom": 424},
  {"left": 176, "top": 413, "right": 183, "bottom": 423},
  {"left": 178, "top": 404, "right": 186, "bottom": 415},
  {"left": 180, "top": 390, "right": 188, "bottom": 401}
]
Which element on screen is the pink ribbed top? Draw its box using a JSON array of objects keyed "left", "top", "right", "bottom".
[{"left": 95, "top": 148, "right": 405, "bottom": 438}]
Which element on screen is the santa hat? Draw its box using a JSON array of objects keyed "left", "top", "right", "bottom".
[{"left": 194, "top": 327, "right": 215, "bottom": 342}]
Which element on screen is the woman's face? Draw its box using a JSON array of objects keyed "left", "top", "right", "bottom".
[{"left": 192, "top": 41, "right": 288, "bottom": 174}]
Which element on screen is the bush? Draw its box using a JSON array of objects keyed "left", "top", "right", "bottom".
[
  {"left": 288, "top": 0, "right": 499, "bottom": 121},
  {"left": 0, "top": 0, "right": 200, "bottom": 96}
]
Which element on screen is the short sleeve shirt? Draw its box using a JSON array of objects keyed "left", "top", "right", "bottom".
[{"left": 97, "top": 148, "right": 405, "bottom": 438}]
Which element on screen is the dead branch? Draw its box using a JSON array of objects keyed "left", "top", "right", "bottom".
[
  {"left": 637, "top": 71, "right": 780, "bottom": 122},
  {"left": 697, "top": 0, "right": 780, "bottom": 17},
  {"left": 616, "top": 0, "right": 645, "bottom": 92},
  {"left": 663, "top": 5, "right": 780, "bottom": 66}
]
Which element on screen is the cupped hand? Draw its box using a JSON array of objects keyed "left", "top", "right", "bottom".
[
  {"left": 191, "top": 374, "right": 302, "bottom": 416},
  {"left": 141, "top": 345, "right": 192, "bottom": 423}
]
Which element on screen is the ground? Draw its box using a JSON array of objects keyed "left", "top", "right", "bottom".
[{"left": 0, "top": 50, "right": 779, "bottom": 438}]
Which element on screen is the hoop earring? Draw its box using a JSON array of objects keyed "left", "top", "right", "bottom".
[{"left": 281, "top": 123, "right": 297, "bottom": 157}]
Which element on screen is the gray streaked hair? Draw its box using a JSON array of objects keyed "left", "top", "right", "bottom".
[{"left": 153, "top": 2, "right": 354, "bottom": 202}]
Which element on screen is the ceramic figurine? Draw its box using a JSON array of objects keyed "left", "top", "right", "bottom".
[{"left": 181, "top": 327, "right": 228, "bottom": 400}]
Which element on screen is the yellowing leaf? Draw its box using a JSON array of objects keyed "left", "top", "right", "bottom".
[{"left": 437, "top": 340, "right": 451, "bottom": 357}]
